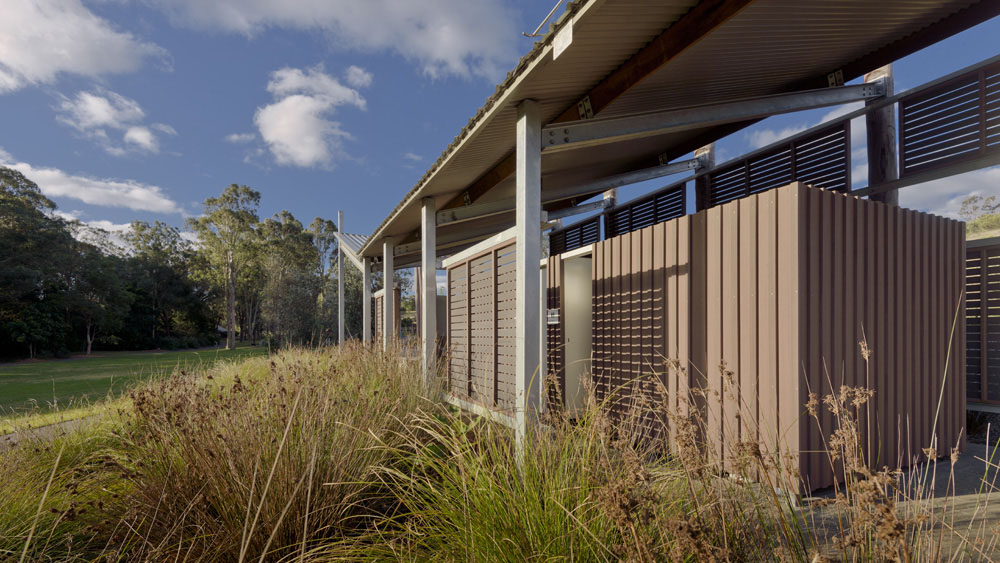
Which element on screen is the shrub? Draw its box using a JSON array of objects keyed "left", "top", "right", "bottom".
[{"left": 108, "top": 344, "right": 428, "bottom": 561}]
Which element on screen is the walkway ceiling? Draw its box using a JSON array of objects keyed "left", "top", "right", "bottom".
[{"left": 359, "top": 0, "right": 1000, "bottom": 264}]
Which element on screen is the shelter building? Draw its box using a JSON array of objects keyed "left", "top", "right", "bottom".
[{"left": 335, "top": 0, "right": 1000, "bottom": 491}]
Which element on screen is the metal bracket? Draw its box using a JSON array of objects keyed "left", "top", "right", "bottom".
[
  {"left": 577, "top": 96, "right": 594, "bottom": 119},
  {"left": 827, "top": 69, "right": 845, "bottom": 87}
]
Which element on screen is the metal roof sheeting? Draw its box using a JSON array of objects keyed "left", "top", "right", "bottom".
[{"left": 360, "top": 0, "right": 994, "bottom": 259}]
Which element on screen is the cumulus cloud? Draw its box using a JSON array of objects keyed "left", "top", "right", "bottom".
[
  {"left": 345, "top": 65, "right": 373, "bottom": 88},
  {"left": 0, "top": 0, "right": 166, "bottom": 93},
  {"left": 900, "top": 167, "right": 1000, "bottom": 219},
  {"left": 56, "top": 89, "right": 176, "bottom": 155},
  {"left": 254, "top": 65, "right": 367, "bottom": 168},
  {"left": 225, "top": 132, "right": 256, "bottom": 143},
  {"left": 0, "top": 148, "right": 182, "bottom": 214},
  {"left": 137, "top": 0, "right": 516, "bottom": 79}
]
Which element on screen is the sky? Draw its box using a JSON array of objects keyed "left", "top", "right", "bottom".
[{"left": 1, "top": 0, "right": 999, "bottom": 244}]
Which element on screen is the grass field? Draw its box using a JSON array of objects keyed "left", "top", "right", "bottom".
[{"left": 0, "top": 346, "right": 268, "bottom": 418}]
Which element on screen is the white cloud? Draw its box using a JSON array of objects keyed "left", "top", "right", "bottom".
[
  {"left": 900, "top": 167, "right": 1000, "bottom": 219},
  {"left": 746, "top": 125, "right": 807, "bottom": 150},
  {"left": 403, "top": 152, "right": 422, "bottom": 162},
  {"left": 266, "top": 66, "right": 367, "bottom": 108},
  {"left": 138, "top": 0, "right": 516, "bottom": 79},
  {"left": 0, "top": 148, "right": 182, "bottom": 214},
  {"left": 124, "top": 126, "right": 158, "bottom": 152},
  {"left": 225, "top": 132, "right": 256, "bottom": 143},
  {"left": 345, "top": 65, "right": 373, "bottom": 89},
  {"left": 254, "top": 66, "right": 365, "bottom": 168},
  {"left": 0, "top": 0, "right": 165, "bottom": 93},
  {"left": 55, "top": 89, "right": 175, "bottom": 155}
]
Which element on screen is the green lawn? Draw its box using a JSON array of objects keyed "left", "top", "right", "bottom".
[{"left": 0, "top": 346, "right": 268, "bottom": 417}]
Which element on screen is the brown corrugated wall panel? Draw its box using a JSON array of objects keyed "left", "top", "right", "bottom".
[
  {"left": 738, "top": 197, "right": 759, "bottom": 452},
  {"left": 705, "top": 206, "right": 724, "bottom": 466},
  {"left": 757, "top": 190, "right": 780, "bottom": 463},
  {"left": 489, "top": 182, "right": 969, "bottom": 493},
  {"left": 776, "top": 184, "right": 804, "bottom": 489}
]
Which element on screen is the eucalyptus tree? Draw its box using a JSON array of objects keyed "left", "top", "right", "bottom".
[{"left": 188, "top": 185, "right": 261, "bottom": 349}]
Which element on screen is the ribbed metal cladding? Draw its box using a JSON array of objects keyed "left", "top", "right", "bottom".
[
  {"left": 899, "top": 60, "right": 1000, "bottom": 176},
  {"left": 445, "top": 241, "right": 518, "bottom": 411},
  {"left": 591, "top": 182, "right": 965, "bottom": 492},
  {"left": 550, "top": 215, "right": 601, "bottom": 255},
  {"left": 708, "top": 123, "right": 850, "bottom": 206}
]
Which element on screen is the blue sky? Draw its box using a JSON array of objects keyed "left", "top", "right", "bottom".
[{"left": 1, "top": 0, "right": 998, "bottom": 241}]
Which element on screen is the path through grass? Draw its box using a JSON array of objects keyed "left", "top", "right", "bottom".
[{"left": 0, "top": 346, "right": 267, "bottom": 419}]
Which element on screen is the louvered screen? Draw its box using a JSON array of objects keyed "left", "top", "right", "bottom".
[
  {"left": 967, "top": 249, "right": 983, "bottom": 401},
  {"left": 708, "top": 123, "right": 850, "bottom": 206},
  {"left": 550, "top": 215, "right": 601, "bottom": 255},
  {"left": 986, "top": 249, "right": 1000, "bottom": 402},
  {"left": 605, "top": 183, "right": 686, "bottom": 238},
  {"left": 900, "top": 62, "right": 1000, "bottom": 175}
]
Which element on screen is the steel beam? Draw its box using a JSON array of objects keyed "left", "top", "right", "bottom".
[
  {"left": 337, "top": 210, "right": 344, "bottom": 346},
  {"left": 436, "top": 158, "right": 700, "bottom": 227},
  {"left": 362, "top": 257, "right": 372, "bottom": 343},
  {"left": 542, "top": 82, "right": 885, "bottom": 150},
  {"left": 515, "top": 99, "right": 541, "bottom": 447},
  {"left": 546, "top": 198, "right": 611, "bottom": 221},
  {"left": 420, "top": 197, "right": 437, "bottom": 384}
]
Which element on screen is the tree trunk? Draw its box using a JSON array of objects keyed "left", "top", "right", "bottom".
[
  {"left": 227, "top": 251, "right": 237, "bottom": 350},
  {"left": 86, "top": 321, "right": 94, "bottom": 355}
]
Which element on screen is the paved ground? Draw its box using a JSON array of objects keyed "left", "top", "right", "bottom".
[{"left": 805, "top": 441, "right": 1000, "bottom": 560}]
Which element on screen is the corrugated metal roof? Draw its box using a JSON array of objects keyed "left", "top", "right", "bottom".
[
  {"left": 360, "top": 0, "right": 993, "bottom": 259},
  {"left": 338, "top": 232, "right": 367, "bottom": 256}
]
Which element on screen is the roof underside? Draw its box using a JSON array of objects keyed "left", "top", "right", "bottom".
[{"left": 360, "top": 0, "right": 996, "bottom": 264}]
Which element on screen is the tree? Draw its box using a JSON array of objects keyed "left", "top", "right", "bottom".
[
  {"left": 308, "top": 218, "right": 338, "bottom": 343},
  {"left": 960, "top": 194, "right": 1000, "bottom": 239},
  {"left": 69, "top": 244, "right": 131, "bottom": 355},
  {"left": 124, "top": 221, "right": 187, "bottom": 340},
  {"left": 260, "top": 211, "right": 320, "bottom": 345},
  {"left": 188, "top": 185, "right": 260, "bottom": 350},
  {"left": 0, "top": 167, "right": 76, "bottom": 358}
]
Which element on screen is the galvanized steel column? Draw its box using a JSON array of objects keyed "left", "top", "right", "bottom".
[
  {"left": 421, "top": 197, "right": 437, "bottom": 384},
  {"left": 362, "top": 257, "right": 372, "bottom": 343},
  {"left": 383, "top": 240, "right": 394, "bottom": 351},
  {"left": 337, "top": 210, "right": 345, "bottom": 346},
  {"left": 515, "top": 99, "right": 541, "bottom": 444}
]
